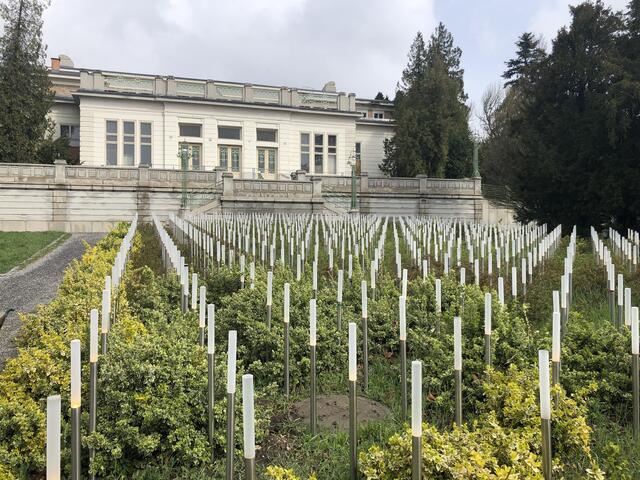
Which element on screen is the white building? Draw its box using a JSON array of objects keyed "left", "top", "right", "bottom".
[{"left": 49, "top": 55, "right": 395, "bottom": 179}]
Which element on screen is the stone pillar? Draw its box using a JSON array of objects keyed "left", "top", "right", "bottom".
[
  {"left": 295, "top": 170, "right": 307, "bottom": 182},
  {"left": 280, "top": 88, "right": 291, "bottom": 106},
  {"left": 348, "top": 93, "right": 356, "bottom": 112},
  {"left": 291, "top": 89, "right": 300, "bottom": 107},
  {"left": 338, "top": 92, "right": 349, "bottom": 111},
  {"left": 222, "top": 172, "right": 234, "bottom": 197},
  {"left": 359, "top": 172, "right": 369, "bottom": 193},
  {"left": 206, "top": 81, "right": 218, "bottom": 100},
  {"left": 214, "top": 166, "right": 226, "bottom": 185},
  {"left": 137, "top": 165, "right": 151, "bottom": 222},
  {"left": 311, "top": 177, "right": 322, "bottom": 199},
  {"left": 54, "top": 159, "right": 67, "bottom": 183},
  {"left": 167, "top": 77, "right": 177, "bottom": 96},
  {"left": 416, "top": 174, "right": 428, "bottom": 195},
  {"left": 52, "top": 160, "right": 68, "bottom": 231},
  {"left": 155, "top": 77, "right": 167, "bottom": 96},
  {"left": 93, "top": 72, "right": 105, "bottom": 91},
  {"left": 244, "top": 84, "right": 253, "bottom": 103}
]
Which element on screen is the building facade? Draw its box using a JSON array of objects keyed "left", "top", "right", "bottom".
[{"left": 49, "top": 56, "right": 395, "bottom": 179}]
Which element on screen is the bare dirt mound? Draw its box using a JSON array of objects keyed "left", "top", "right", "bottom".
[{"left": 291, "top": 394, "right": 391, "bottom": 432}]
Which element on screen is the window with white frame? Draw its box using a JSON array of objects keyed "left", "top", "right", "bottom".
[
  {"left": 300, "top": 133, "right": 310, "bottom": 172},
  {"left": 218, "top": 126, "right": 241, "bottom": 140},
  {"left": 123, "top": 121, "right": 135, "bottom": 166},
  {"left": 179, "top": 142, "right": 202, "bottom": 170},
  {"left": 219, "top": 145, "right": 241, "bottom": 172},
  {"left": 327, "top": 135, "right": 337, "bottom": 174},
  {"left": 60, "top": 125, "right": 80, "bottom": 147},
  {"left": 256, "top": 128, "right": 277, "bottom": 142},
  {"left": 179, "top": 123, "right": 202, "bottom": 137},
  {"left": 140, "top": 122, "right": 152, "bottom": 166},
  {"left": 314, "top": 134, "right": 323, "bottom": 174},
  {"left": 257, "top": 147, "right": 277, "bottom": 174},
  {"left": 373, "top": 111, "right": 384, "bottom": 119},
  {"left": 106, "top": 120, "right": 118, "bottom": 166}
]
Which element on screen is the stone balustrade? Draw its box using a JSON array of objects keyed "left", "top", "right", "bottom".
[{"left": 79, "top": 70, "right": 357, "bottom": 112}]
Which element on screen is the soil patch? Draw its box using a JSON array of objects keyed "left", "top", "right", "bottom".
[{"left": 291, "top": 394, "right": 391, "bottom": 432}]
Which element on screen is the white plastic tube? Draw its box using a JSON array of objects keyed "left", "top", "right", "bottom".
[
  {"left": 337, "top": 270, "right": 343, "bottom": 303},
  {"left": 484, "top": 293, "right": 492, "bottom": 335},
  {"left": 242, "top": 374, "right": 255, "bottom": 459},
  {"left": 435, "top": 278, "right": 441, "bottom": 313},
  {"left": 498, "top": 277, "right": 504, "bottom": 306},
  {"left": 552, "top": 312, "right": 561, "bottom": 362},
  {"left": 199, "top": 286, "right": 206, "bottom": 328},
  {"left": 349, "top": 323, "right": 357, "bottom": 381},
  {"left": 552, "top": 290, "right": 560, "bottom": 314},
  {"left": 538, "top": 350, "right": 551, "bottom": 419},
  {"left": 310, "top": 299, "right": 317, "bottom": 346},
  {"left": 70, "top": 339, "right": 81, "bottom": 408},
  {"left": 266, "top": 271, "right": 273, "bottom": 306},
  {"left": 453, "top": 316, "right": 462, "bottom": 371},
  {"left": 207, "top": 304, "right": 215, "bottom": 355},
  {"left": 632, "top": 307, "right": 639, "bottom": 355},
  {"left": 284, "top": 283, "right": 290, "bottom": 323},
  {"left": 227, "top": 330, "right": 237, "bottom": 394},
  {"left": 361, "top": 280, "right": 368, "bottom": 319},
  {"left": 47, "top": 395, "right": 61, "bottom": 479},
  {"left": 411, "top": 360, "right": 422, "bottom": 437},
  {"left": 191, "top": 273, "right": 198, "bottom": 310},
  {"left": 90, "top": 309, "right": 99, "bottom": 363},
  {"left": 399, "top": 296, "right": 407, "bottom": 341}
]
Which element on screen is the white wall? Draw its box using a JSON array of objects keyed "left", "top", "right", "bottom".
[
  {"left": 49, "top": 102, "right": 80, "bottom": 136},
  {"left": 73, "top": 95, "right": 363, "bottom": 177},
  {"left": 355, "top": 122, "right": 394, "bottom": 175}
]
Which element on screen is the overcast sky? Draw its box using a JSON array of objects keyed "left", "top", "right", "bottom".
[{"left": 34, "top": 0, "right": 629, "bottom": 128}]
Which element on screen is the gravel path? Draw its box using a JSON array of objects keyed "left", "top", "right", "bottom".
[{"left": 0, "top": 233, "right": 103, "bottom": 369}]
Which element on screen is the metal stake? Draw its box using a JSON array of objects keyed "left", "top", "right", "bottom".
[
  {"left": 349, "top": 380, "right": 357, "bottom": 480},
  {"left": 284, "top": 322, "right": 290, "bottom": 398},
  {"left": 400, "top": 339, "right": 407, "bottom": 419},
  {"left": 71, "top": 406, "right": 81, "bottom": 480},
  {"left": 454, "top": 369, "right": 462, "bottom": 427},
  {"left": 541, "top": 417, "right": 552, "bottom": 479},
  {"left": 412, "top": 435, "right": 422, "bottom": 480},
  {"left": 226, "top": 392, "right": 235, "bottom": 480},
  {"left": 244, "top": 457, "right": 256, "bottom": 480},
  {"left": 552, "top": 360, "right": 561, "bottom": 409},
  {"left": 266, "top": 305, "right": 272, "bottom": 329},
  {"left": 633, "top": 353, "right": 639, "bottom": 441},
  {"left": 208, "top": 353, "right": 215, "bottom": 453},
  {"left": 89, "top": 362, "right": 97, "bottom": 480},
  {"left": 337, "top": 302, "right": 342, "bottom": 330},
  {"left": 310, "top": 345, "right": 317, "bottom": 435},
  {"left": 362, "top": 316, "right": 369, "bottom": 392},
  {"left": 484, "top": 334, "right": 491, "bottom": 368}
]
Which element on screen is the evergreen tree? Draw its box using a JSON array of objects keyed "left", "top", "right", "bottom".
[
  {"left": 0, "top": 0, "right": 53, "bottom": 163},
  {"left": 374, "top": 91, "right": 390, "bottom": 101},
  {"left": 502, "top": 32, "right": 546, "bottom": 87},
  {"left": 505, "top": 1, "right": 639, "bottom": 231},
  {"left": 381, "top": 25, "right": 472, "bottom": 178}
]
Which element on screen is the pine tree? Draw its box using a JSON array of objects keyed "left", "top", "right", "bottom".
[
  {"left": 381, "top": 25, "right": 472, "bottom": 178},
  {"left": 502, "top": 32, "right": 546, "bottom": 87},
  {"left": 374, "top": 91, "right": 389, "bottom": 101},
  {"left": 399, "top": 31, "right": 427, "bottom": 92},
  {"left": 0, "top": 0, "right": 53, "bottom": 163}
]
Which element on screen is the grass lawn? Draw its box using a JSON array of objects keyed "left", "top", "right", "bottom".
[{"left": 0, "top": 231, "right": 68, "bottom": 274}]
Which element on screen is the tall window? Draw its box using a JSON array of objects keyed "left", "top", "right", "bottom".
[
  {"left": 179, "top": 143, "right": 202, "bottom": 170},
  {"left": 106, "top": 120, "right": 118, "bottom": 166},
  {"left": 300, "top": 133, "right": 310, "bottom": 172},
  {"left": 140, "top": 122, "right": 152, "bottom": 166},
  {"left": 219, "top": 145, "right": 241, "bottom": 172},
  {"left": 258, "top": 148, "right": 277, "bottom": 174},
  {"left": 314, "top": 134, "right": 324, "bottom": 174},
  {"left": 327, "top": 135, "right": 337, "bottom": 174},
  {"left": 123, "top": 121, "right": 135, "bottom": 166}
]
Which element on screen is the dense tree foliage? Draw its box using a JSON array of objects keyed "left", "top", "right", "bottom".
[
  {"left": 380, "top": 25, "right": 473, "bottom": 178},
  {"left": 482, "top": 1, "right": 640, "bottom": 232},
  {"left": 0, "top": 0, "right": 54, "bottom": 164}
]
